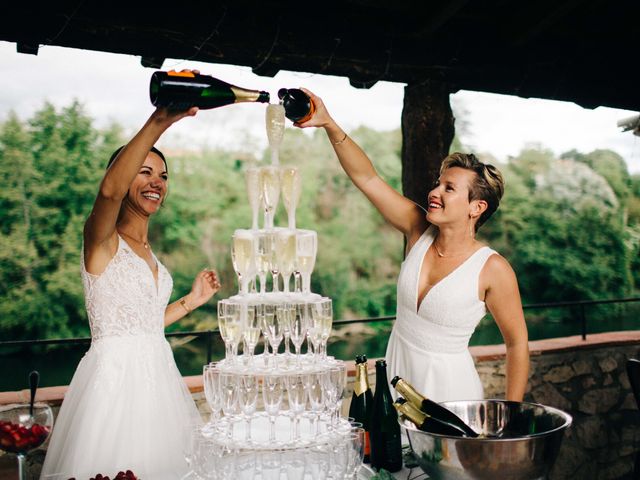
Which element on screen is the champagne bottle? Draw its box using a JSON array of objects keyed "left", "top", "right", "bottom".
[
  {"left": 394, "top": 398, "right": 467, "bottom": 436},
  {"left": 277, "top": 88, "right": 316, "bottom": 123},
  {"left": 391, "top": 376, "right": 478, "bottom": 438},
  {"left": 348, "top": 354, "right": 373, "bottom": 462},
  {"left": 150, "top": 70, "right": 270, "bottom": 110},
  {"left": 369, "top": 359, "right": 402, "bottom": 472}
]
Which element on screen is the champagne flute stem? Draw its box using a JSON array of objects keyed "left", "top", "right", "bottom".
[
  {"left": 283, "top": 273, "right": 292, "bottom": 293},
  {"left": 17, "top": 454, "right": 26, "bottom": 480},
  {"left": 284, "top": 333, "right": 291, "bottom": 356},
  {"left": 245, "top": 416, "right": 252, "bottom": 442},
  {"left": 269, "top": 416, "right": 276, "bottom": 441},
  {"left": 271, "top": 271, "right": 280, "bottom": 293}
]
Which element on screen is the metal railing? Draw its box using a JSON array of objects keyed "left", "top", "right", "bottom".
[{"left": 1, "top": 297, "right": 639, "bottom": 364}]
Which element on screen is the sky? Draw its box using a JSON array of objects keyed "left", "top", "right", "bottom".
[{"left": 1, "top": 41, "right": 639, "bottom": 173}]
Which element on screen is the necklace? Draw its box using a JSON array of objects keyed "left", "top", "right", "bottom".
[
  {"left": 433, "top": 239, "right": 473, "bottom": 258},
  {"left": 119, "top": 230, "right": 149, "bottom": 250}
]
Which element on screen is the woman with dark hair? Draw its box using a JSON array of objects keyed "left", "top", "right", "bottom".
[
  {"left": 41, "top": 76, "right": 220, "bottom": 479},
  {"left": 297, "top": 90, "right": 529, "bottom": 403}
]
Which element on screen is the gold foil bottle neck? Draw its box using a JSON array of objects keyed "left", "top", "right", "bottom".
[
  {"left": 353, "top": 362, "right": 370, "bottom": 396},
  {"left": 231, "top": 86, "right": 262, "bottom": 103}
]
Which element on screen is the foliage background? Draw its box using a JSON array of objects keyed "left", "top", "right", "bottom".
[{"left": 1, "top": 101, "right": 639, "bottom": 343}]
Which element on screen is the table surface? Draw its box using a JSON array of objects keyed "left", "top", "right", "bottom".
[{"left": 359, "top": 463, "right": 429, "bottom": 479}]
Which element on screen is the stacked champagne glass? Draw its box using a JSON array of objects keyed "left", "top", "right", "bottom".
[{"left": 186, "top": 104, "right": 365, "bottom": 479}]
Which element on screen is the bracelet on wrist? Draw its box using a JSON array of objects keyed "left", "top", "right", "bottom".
[
  {"left": 179, "top": 297, "right": 192, "bottom": 315},
  {"left": 332, "top": 132, "right": 348, "bottom": 145}
]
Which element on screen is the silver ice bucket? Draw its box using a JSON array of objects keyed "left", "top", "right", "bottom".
[{"left": 400, "top": 399, "right": 572, "bottom": 480}]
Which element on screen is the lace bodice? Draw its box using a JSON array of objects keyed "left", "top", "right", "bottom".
[
  {"left": 394, "top": 226, "right": 496, "bottom": 353},
  {"left": 81, "top": 236, "right": 173, "bottom": 340}
]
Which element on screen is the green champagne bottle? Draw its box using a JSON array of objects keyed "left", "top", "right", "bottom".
[
  {"left": 394, "top": 398, "right": 467, "bottom": 436},
  {"left": 391, "top": 376, "right": 478, "bottom": 437},
  {"left": 150, "top": 70, "right": 270, "bottom": 110},
  {"left": 369, "top": 359, "right": 402, "bottom": 472},
  {"left": 348, "top": 354, "right": 373, "bottom": 462}
]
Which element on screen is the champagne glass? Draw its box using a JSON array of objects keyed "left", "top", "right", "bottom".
[
  {"left": 242, "top": 304, "right": 261, "bottom": 367},
  {"left": 262, "top": 374, "right": 284, "bottom": 442},
  {"left": 260, "top": 450, "right": 282, "bottom": 480},
  {"left": 286, "top": 373, "right": 307, "bottom": 441},
  {"left": 203, "top": 363, "right": 221, "bottom": 425},
  {"left": 307, "top": 442, "right": 330, "bottom": 480},
  {"left": 310, "top": 298, "right": 333, "bottom": 359},
  {"left": 235, "top": 449, "right": 257, "bottom": 480},
  {"left": 275, "top": 229, "right": 296, "bottom": 293},
  {"left": 0, "top": 403, "right": 53, "bottom": 480},
  {"left": 255, "top": 230, "right": 274, "bottom": 294},
  {"left": 290, "top": 303, "right": 309, "bottom": 367},
  {"left": 296, "top": 230, "right": 317, "bottom": 295},
  {"left": 266, "top": 103, "right": 285, "bottom": 165},
  {"left": 220, "top": 372, "right": 240, "bottom": 438},
  {"left": 327, "top": 364, "right": 347, "bottom": 425},
  {"left": 238, "top": 374, "right": 259, "bottom": 442},
  {"left": 346, "top": 428, "right": 366, "bottom": 479},
  {"left": 218, "top": 300, "right": 242, "bottom": 364},
  {"left": 280, "top": 166, "right": 302, "bottom": 229},
  {"left": 245, "top": 166, "right": 263, "bottom": 230},
  {"left": 260, "top": 165, "right": 281, "bottom": 229},
  {"left": 231, "top": 229, "right": 257, "bottom": 295},
  {"left": 282, "top": 448, "right": 306, "bottom": 479},
  {"left": 306, "top": 371, "right": 326, "bottom": 435},
  {"left": 276, "top": 302, "right": 294, "bottom": 361},
  {"left": 259, "top": 303, "right": 281, "bottom": 367}
]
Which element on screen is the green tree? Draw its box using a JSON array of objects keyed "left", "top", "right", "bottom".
[{"left": 0, "top": 102, "right": 123, "bottom": 339}]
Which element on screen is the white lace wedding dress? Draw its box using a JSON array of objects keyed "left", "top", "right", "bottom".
[{"left": 41, "top": 236, "right": 202, "bottom": 480}]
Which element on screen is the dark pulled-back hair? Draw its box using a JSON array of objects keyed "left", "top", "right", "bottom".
[
  {"left": 107, "top": 145, "right": 168, "bottom": 172},
  {"left": 440, "top": 152, "right": 505, "bottom": 231}
]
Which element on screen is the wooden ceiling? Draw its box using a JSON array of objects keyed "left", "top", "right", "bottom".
[{"left": 1, "top": 0, "right": 638, "bottom": 111}]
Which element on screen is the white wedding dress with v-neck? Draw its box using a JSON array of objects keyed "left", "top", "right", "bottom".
[
  {"left": 386, "top": 225, "right": 497, "bottom": 402},
  {"left": 41, "top": 236, "right": 201, "bottom": 480}
]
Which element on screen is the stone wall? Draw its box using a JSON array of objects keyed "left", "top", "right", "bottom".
[{"left": 498, "top": 341, "right": 640, "bottom": 480}]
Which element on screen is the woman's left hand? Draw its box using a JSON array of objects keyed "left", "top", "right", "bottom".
[{"left": 189, "top": 268, "right": 221, "bottom": 308}]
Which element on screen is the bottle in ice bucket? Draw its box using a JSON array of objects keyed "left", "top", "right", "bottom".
[
  {"left": 391, "top": 375, "right": 478, "bottom": 437},
  {"left": 277, "top": 88, "right": 316, "bottom": 123},
  {"left": 369, "top": 359, "right": 402, "bottom": 472},
  {"left": 150, "top": 70, "right": 270, "bottom": 110},
  {"left": 394, "top": 398, "right": 467, "bottom": 436},
  {"left": 348, "top": 354, "right": 373, "bottom": 462}
]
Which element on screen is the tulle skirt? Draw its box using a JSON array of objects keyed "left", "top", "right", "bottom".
[
  {"left": 385, "top": 327, "right": 484, "bottom": 403},
  {"left": 40, "top": 334, "right": 202, "bottom": 480}
]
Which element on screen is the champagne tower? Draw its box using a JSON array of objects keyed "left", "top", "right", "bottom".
[{"left": 191, "top": 99, "right": 362, "bottom": 479}]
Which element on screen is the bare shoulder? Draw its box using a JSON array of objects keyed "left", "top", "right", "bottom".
[{"left": 484, "top": 252, "right": 516, "bottom": 276}]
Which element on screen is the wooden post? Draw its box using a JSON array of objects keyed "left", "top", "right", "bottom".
[{"left": 401, "top": 80, "right": 455, "bottom": 207}]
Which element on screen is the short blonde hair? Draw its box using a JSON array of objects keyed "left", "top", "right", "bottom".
[{"left": 440, "top": 152, "right": 505, "bottom": 230}]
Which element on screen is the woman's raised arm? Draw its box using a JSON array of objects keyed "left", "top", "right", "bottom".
[
  {"left": 297, "top": 89, "right": 428, "bottom": 242},
  {"left": 83, "top": 106, "right": 198, "bottom": 274}
]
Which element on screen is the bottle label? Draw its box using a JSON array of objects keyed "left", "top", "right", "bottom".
[{"left": 167, "top": 70, "right": 196, "bottom": 78}]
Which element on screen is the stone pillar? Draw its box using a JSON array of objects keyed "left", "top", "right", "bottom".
[{"left": 401, "top": 80, "right": 455, "bottom": 207}]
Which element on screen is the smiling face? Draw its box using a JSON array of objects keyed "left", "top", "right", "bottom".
[
  {"left": 426, "top": 167, "right": 485, "bottom": 228},
  {"left": 124, "top": 152, "right": 168, "bottom": 216}
]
